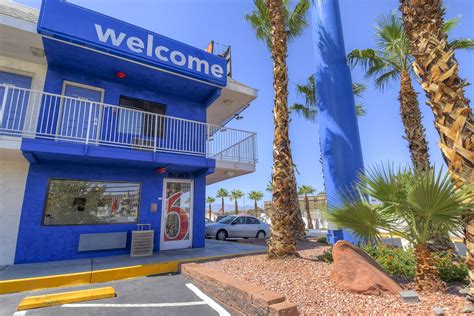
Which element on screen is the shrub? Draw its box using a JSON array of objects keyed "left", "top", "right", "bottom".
[
  {"left": 431, "top": 251, "right": 468, "bottom": 284},
  {"left": 315, "top": 246, "right": 333, "bottom": 263},
  {"left": 361, "top": 245, "right": 468, "bottom": 284},
  {"left": 316, "top": 236, "right": 328, "bottom": 244},
  {"left": 361, "top": 244, "right": 416, "bottom": 277}
]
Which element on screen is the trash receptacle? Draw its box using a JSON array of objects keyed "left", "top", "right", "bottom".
[{"left": 131, "top": 224, "right": 154, "bottom": 257}]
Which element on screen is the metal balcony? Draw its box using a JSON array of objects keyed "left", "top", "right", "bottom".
[{"left": 0, "top": 84, "right": 257, "bottom": 164}]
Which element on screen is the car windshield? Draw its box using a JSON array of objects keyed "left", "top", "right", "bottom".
[{"left": 218, "top": 216, "right": 237, "bottom": 224}]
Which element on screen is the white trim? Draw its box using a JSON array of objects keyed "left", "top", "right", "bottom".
[
  {"left": 41, "top": 35, "right": 223, "bottom": 89},
  {"left": 160, "top": 178, "right": 194, "bottom": 251},
  {"left": 186, "top": 283, "right": 230, "bottom": 316},
  {"left": 60, "top": 81, "right": 105, "bottom": 103}
]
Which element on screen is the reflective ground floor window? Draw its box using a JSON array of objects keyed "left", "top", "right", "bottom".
[{"left": 42, "top": 179, "right": 140, "bottom": 225}]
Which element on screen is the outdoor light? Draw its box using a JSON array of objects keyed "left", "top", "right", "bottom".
[
  {"left": 156, "top": 167, "right": 167, "bottom": 174},
  {"left": 115, "top": 71, "right": 127, "bottom": 79},
  {"left": 234, "top": 113, "right": 243, "bottom": 120}
]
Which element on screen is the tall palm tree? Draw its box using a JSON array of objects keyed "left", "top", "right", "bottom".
[
  {"left": 399, "top": 1, "right": 474, "bottom": 308},
  {"left": 246, "top": 0, "right": 310, "bottom": 257},
  {"left": 206, "top": 196, "right": 216, "bottom": 220},
  {"left": 290, "top": 75, "right": 367, "bottom": 121},
  {"left": 298, "top": 185, "right": 315, "bottom": 229},
  {"left": 230, "top": 189, "right": 244, "bottom": 215},
  {"left": 216, "top": 188, "right": 229, "bottom": 215},
  {"left": 348, "top": 13, "right": 473, "bottom": 172},
  {"left": 248, "top": 191, "right": 264, "bottom": 217},
  {"left": 326, "top": 164, "right": 472, "bottom": 292},
  {"left": 348, "top": 13, "right": 431, "bottom": 172}
]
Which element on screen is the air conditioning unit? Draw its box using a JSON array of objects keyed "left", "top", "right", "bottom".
[{"left": 131, "top": 224, "right": 154, "bottom": 257}]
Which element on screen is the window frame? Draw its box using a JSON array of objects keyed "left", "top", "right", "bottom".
[
  {"left": 246, "top": 217, "right": 260, "bottom": 224},
  {"left": 41, "top": 178, "right": 142, "bottom": 226}
]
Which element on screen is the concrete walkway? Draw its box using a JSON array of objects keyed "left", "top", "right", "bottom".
[{"left": 0, "top": 240, "right": 266, "bottom": 281}]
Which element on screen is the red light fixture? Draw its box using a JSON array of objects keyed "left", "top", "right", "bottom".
[
  {"left": 115, "top": 71, "right": 126, "bottom": 79},
  {"left": 156, "top": 167, "right": 167, "bottom": 174}
]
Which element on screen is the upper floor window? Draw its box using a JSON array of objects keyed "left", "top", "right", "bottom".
[{"left": 118, "top": 96, "right": 166, "bottom": 138}]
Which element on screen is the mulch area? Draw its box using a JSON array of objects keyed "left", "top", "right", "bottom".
[{"left": 202, "top": 239, "right": 465, "bottom": 314}]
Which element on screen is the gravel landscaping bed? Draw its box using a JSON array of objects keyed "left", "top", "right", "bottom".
[{"left": 202, "top": 240, "right": 465, "bottom": 314}]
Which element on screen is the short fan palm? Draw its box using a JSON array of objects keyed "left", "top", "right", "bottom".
[{"left": 326, "top": 165, "right": 473, "bottom": 292}]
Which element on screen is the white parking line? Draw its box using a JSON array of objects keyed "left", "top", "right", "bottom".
[
  {"left": 185, "top": 283, "right": 230, "bottom": 316},
  {"left": 62, "top": 301, "right": 208, "bottom": 308},
  {"left": 13, "top": 311, "right": 27, "bottom": 316}
]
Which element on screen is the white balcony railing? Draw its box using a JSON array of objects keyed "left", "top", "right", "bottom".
[{"left": 0, "top": 84, "right": 257, "bottom": 163}]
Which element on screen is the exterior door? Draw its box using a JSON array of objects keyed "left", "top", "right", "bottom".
[
  {"left": 161, "top": 179, "right": 193, "bottom": 250},
  {"left": 58, "top": 83, "right": 103, "bottom": 141},
  {"left": 0, "top": 71, "right": 32, "bottom": 133}
]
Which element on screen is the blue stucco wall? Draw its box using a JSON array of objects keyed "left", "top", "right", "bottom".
[
  {"left": 43, "top": 65, "right": 207, "bottom": 122},
  {"left": 14, "top": 162, "right": 207, "bottom": 264}
]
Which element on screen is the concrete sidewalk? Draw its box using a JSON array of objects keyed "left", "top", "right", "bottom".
[{"left": 0, "top": 240, "right": 266, "bottom": 294}]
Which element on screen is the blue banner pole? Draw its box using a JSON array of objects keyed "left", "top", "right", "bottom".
[{"left": 311, "top": 0, "right": 365, "bottom": 244}]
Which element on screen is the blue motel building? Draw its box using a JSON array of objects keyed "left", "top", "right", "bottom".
[{"left": 0, "top": 0, "right": 258, "bottom": 264}]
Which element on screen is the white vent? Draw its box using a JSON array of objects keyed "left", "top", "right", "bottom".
[{"left": 131, "top": 229, "right": 154, "bottom": 257}]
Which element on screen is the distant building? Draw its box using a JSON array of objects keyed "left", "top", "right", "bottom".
[{"left": 264, "top": 192, "right": 327, "bottom": 229}]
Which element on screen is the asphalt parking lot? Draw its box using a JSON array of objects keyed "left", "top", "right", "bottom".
[{"left": 0, "top": 274, "right": 229, "bottom": 316}]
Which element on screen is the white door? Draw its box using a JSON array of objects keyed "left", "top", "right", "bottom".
[{"left": 160, "top": 179, "right": 193, "bottom": 250}]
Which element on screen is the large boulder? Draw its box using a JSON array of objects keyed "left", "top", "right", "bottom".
[{"left": 331, "top": 240, "right": 402, "bottom": 295}]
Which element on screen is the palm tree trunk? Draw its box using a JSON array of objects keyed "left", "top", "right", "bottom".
[
  {"left": 254, "top": 200, "right": 258, "bottom": 217},
  {"left": 234, "top": 200, "right": 238, "bottom": 215},
  {"left": 305, "top": 194, "right": 314, "bottom": 229},
  {"left": 414, "top": 245, "right": 444, "bottom": 292},
  {"left": 267, "top": 0, "right": 298, "bottom": 258},
  {"left": 221, "top": 197, "right": 225, "bottom": 215},
  {"left": 208, "top": 203, "right": 212, "bottom": 220},
  {"left": 400, "top": 0, "right": 473, "bottom": 305},
  {"left": 290, "top": 172, "right": 306, "bottom": 239},
  {"left": 399, "top": 70, "right": 430, "bottom": 171}
]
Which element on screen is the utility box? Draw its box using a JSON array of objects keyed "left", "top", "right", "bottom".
[{"left": 131, "top": 224, "right": 154, "bottom": 257}]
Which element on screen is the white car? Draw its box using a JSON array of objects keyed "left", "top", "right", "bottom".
[{"left": 205, "top": 215, "right": 270, "bottom": 241}]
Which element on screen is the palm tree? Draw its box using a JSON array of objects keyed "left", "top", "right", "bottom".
[
  {"left": 326, "top": 164, "right": 472, "bottom": 292},
  {"left": 348, "top": 13, "right": 431, "bottom": 172},
  {"left": 298, "top": 185, "right": 315, "bottom": 229},
  {"left": 206, "top": 196, "right": 216, "bottom": 220},
  {"left": 246, "top": 0, "right": 310, "bottom": 257},
  {"left": 290, "top": 75, "right": 367, "bottom": 121},
  {"left": 248, "top": 191, "right": 264, "bottom": 217},
  {"left": 216, "top": 188, "right": 229, "bottom": 215},
  {"left": 399, "top": 2, "right": 474, "bottom": 307},
  {"left": 230, "top": 189, "right": 244, "bottom": 215},
  {"left": 348, "top": 13, "right": 473, "bottom": 172}
]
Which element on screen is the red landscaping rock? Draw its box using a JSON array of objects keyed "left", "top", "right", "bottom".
[{"left": 331, "top": 240, "right": 402, "bottom": 295}]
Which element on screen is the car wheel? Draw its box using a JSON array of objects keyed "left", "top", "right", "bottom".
[
  {"left": 216, "top": 230, "right": 227, "bottom": 241},
  {"left": 256, "top": 230, "right": 266, "bottom": 239}
]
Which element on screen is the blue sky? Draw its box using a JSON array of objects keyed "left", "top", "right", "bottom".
[{"left": 18, "top": 0, "right": 473, "bottom": 209}]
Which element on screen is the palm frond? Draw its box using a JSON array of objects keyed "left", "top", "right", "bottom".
[
  {"left": 449, "top": 38, "right": 474, "bottom": 51},
  {"left": 244, "top": 0, "right": 272, "bottom": 49},
  {"left": 406, "top": 168, "right": 471, "bottom": 243},
  {"left": 355, "top": 104, "right": 367, "bottom": 116},
  {"left": 326, "top": 192, "right": 392, "bottom": 244},
  {"left": 352, "top": 82, "right": 367, "bottom": 98},
  {"left": 375, "top": 12, "right": 409, "bottom": 61},
  {"left": 374, "top": 68, "right": 399, "bottom": 91},
  {"left": 289, "top": 103, "right": 317, "bottom": 121},
  {"left": 287, "top": 0, "right": 311, "bottom": 41},
  {"left": 443, "top": 15, "right": 461, "bottom": 33}
]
